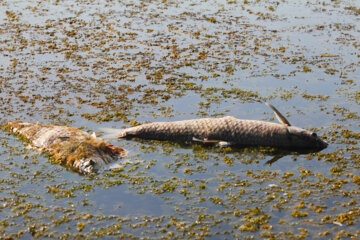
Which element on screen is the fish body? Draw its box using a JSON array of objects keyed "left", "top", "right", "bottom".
[
  {"left": 6, "top": 121, "right": 127, "bottom": 174},
  {"left": 107, "top": 104, "right": 328, "bottom": 150}
]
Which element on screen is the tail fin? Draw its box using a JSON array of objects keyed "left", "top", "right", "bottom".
[{"left": 99, "top": 128, "right": 127, "bottom": 139}]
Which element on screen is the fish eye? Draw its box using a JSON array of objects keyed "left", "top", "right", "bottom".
[{"left": 311, "top": 132, "right": 317, "bottom": 137}]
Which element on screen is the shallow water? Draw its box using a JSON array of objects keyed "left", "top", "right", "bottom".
[{"left": 0, "top": 0, "right": 359, "bottom": 239}]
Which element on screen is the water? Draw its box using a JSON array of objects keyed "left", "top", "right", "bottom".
[{"left": 0, "top": 0, "right": 359, "bottom": 239}]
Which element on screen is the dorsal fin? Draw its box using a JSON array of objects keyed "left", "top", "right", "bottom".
[{"left": 265, "top": 102, "right": 291, "bottom": 126}]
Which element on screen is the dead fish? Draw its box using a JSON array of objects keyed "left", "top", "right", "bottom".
[
  {"left": 5, "top": 122, "right": 127, "bottom": 174},
  {"left": 102, "top": 103, "right": 328, "bottom": 150}
]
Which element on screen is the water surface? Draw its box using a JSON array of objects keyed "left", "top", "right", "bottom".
[{"left": 0, "top": 0, "right": 359, "bottom": 239}]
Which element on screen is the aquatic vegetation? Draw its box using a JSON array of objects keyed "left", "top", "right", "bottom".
[{"left": 0, "top": 0, "right": 359, "bottom": 239}]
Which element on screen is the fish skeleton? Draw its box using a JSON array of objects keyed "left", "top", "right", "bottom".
[
  {"left": 5, "top": 121, "right": 127, "bottom": 174},
  {"left": 103, "top": 103, "right": 328, "bottom": 150}
]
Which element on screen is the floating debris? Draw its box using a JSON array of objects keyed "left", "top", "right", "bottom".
[{"left": 5, "top": 122, "right": 127, "bottom": 174}]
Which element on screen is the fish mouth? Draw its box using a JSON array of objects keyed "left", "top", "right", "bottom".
[
  {"left": 321, "top": 141, "right": 329, "bottom": 149},
  {"left": 315, "top": 139, "right": 328, "bottom": 150},
  {"left": 76, "top": 158, "right": 97, "bottom": 174}
]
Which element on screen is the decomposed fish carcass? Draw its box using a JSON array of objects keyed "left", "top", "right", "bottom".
[{"left": 6, "top": 121, "right": 127, "bottom": 174}]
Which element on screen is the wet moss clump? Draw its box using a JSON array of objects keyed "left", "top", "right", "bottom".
[{"left": 50, "top": 137, "right": 111, "bottom": 166}]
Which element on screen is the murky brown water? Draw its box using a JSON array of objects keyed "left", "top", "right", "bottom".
[{"left": 0, "top": 0, "right": 359, "bottom": 239}]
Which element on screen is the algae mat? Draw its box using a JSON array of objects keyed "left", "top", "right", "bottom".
[{"left": 0, "top": 0, "right": 359, "bottom": 239}]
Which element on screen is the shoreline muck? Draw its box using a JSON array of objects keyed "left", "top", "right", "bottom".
[
  {"left": 104, "top": 103, "right": 328, "bottom": 150},
  {"left": 6, "top": 122, "right": 127, "bottom": 174}
]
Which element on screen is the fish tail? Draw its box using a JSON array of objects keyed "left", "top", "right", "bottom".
[{"left": 99, "top": 128, "right": 127, "bottom": 139}]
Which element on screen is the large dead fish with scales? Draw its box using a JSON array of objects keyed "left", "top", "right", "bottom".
[
  {"left": 103, "top": 103, "right": 328, "bottom": 150},
  {"left": 5, "top": 122, "right": 127, "bottom": 174}
]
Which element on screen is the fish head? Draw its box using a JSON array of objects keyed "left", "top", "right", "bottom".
[
  {"left": 287, "top": 126, "right": 328, "bottom": 150},
  {"left": 75, "top": 158, "right": 106, "bottom": 174},
  {"left": 265, "top": 102, "right": 328, "bottom": 150},
  {"left": 70, "top": 144, "right": 126, "bottom": 174}
]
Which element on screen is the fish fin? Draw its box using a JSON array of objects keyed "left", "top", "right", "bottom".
[
  {"left": 105, "top": 144, "right": 127, "bottom": 157},
  {"left": 218, "top": 141, "right": 232, "bottom": 147},
  {"left": 91, "top": 132, "right": 96, "bottom": 139},
  {"left": 192, "top": 137, "right": 232, "bottom": 147},
  {"left": 99, "top": 128, "right": 127, "bottom": 139},
  {"left": 192, "top": 137, "right": 218, "bottom": 143},
  {"left": 265, "top": 102, "right": 291, "bottom": 126},
  {"left": 192, "top": 137, "right": 203, "bottom": 142}
]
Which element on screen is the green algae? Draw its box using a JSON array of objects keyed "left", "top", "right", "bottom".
[{"left": 0, "top": 0, "right": 359, "bottom": 239}]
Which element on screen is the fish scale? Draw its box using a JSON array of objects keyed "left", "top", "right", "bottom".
[
  {"left": 120, "top": 117, "right": 290, "bottom": 147},
  {"left": 115, "top": 111, "right": 328, "bottom": 150}
]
